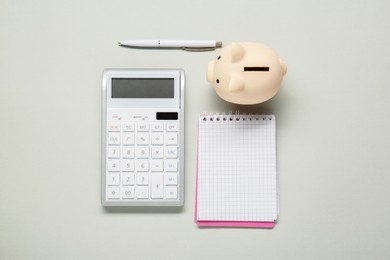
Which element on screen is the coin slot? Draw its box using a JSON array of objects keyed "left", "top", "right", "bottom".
[{"left": 244, "top": 67, "right": 269, "bottom": 71}]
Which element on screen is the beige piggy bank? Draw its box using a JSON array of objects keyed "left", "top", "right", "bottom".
[{"left": 207, "top": 42, "right": 287, "bottom": 104}]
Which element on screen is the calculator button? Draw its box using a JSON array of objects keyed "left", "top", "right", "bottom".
[
  {"left": 108, "top": 133, "right": 121, "bottom": 145},
  {"left": 137, "top": 173, "right": 149, "bottom": 185},
  {"left": 108, "top": 123, "right": 121, "bottom": 132},
  {"left": 136, "top": 133, "right": 150, "bottom": 145},
  {"left": 107, "top": 173, "right": 120, "bottom": 186},
  {"left": 107, "top": 159, "right": 120, "bottom": 172},
  {"left": 165, "top": 173, "right": 178, "bottom": 186},
  {"left": 165, "top": 187, "right": 178, "bottom": 199},
  {"left": 121, "top": 159, "right": 135, "bottom": 172},
  {"left": 122, "top": 173, "right": 135, "bottom": 185},
  {"left": 107, "top": 146, "right": 120, "bottom": 158},
  {"left": 151, "top": 123, "right": 164, "bottom": 132},
  {"left": 135, "top": 160, "right": 149, "bottom": 172},
  {"left": 151, "top": 133, "right": 164, "bottom": 145},
  {"left": 165, "top": 133, "right": 178, "bottom": 145},
  {"left": 165, "top": 147, "right": 178, "bottom": 158},
  {"left": 137, "top": 123, "right": 149, "bottom": 132},
  {"left": 122, "top": 123, "right": 135, "bottom": 132},
  {"left": 166, "top": 123, "right": 178, "bottom": 132},
  {"left": 121, "top": 187, "right": 135, "bottom": 199},
  {"left": 122, "top": 133, "right": 135, "bottom": 145},
  {"left": 107, "top": 187, "right": 120, "bottom": 199},
  {"left": 165, "top": 160, "right": 178, "bottom": 172},
  {"left": 122, "top": 147, "right": 135, "bottom": 158},
  {"left": 151, "top": 147, "right": 163, "bottom": 158},
  {"left": 151, "top": 174, "right": 164, "bottom": 199},
  {"left": 136, "top": 186, "right": 149, "bottom": 199},
  {"left": 151, "top": 160, "right": 164, "bottom": 172},
  {"left": 136, "top": 147, "right": 149, "bottom": 158}
]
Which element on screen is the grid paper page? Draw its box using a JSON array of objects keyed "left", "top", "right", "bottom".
[{"left": 196, "top": 114, "right": 277, "bottom": 222}]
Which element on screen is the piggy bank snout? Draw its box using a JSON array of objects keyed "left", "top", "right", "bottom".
[{"left": 207, "top": 60, "right": 215, "bottom": 83}]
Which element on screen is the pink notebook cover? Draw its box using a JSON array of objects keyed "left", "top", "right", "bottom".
[{"left": 195, "top": 114, "right": 277, "bottom": 228}]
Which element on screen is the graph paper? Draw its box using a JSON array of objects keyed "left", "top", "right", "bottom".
[{"left": 196, "top": 113, "right": 278, "bottom": 225}]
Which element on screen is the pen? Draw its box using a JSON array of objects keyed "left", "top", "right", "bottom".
[{"left": 118, "top": 40, "right": 223, "bottom": 51}]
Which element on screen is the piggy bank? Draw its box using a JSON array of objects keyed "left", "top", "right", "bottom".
[{"left": 207, "top": 42, "right": 287, "bottom": 104}]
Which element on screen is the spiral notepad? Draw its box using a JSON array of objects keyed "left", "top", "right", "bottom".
[{"left": 195, "top": 113, "right": 278, "bottom": 228}]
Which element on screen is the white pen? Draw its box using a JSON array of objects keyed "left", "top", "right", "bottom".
[{"left": 118, "top": 40, "right": 223, "bottom": 51}]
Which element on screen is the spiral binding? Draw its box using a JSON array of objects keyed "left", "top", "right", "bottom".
[{"left": 200, "top": 112, "right": 274, "bottom": 121}]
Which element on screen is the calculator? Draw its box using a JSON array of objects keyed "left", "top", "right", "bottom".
[{"left": 101, "top": 69, "right": 184, "bottom": 206}]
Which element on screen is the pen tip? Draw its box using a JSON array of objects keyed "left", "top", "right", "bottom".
[
  {"left": 216, "top": 41, "right": 223, "bottom": 48},
  {"left": 118, "top": 42, "right": 122, "bottom": 46}
]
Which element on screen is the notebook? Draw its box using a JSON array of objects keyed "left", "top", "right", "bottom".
[{"left": 195, "top": 113, "right": 278, "bottom": 228}]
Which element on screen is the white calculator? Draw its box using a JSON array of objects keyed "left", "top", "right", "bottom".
[{"left": 102, "top": 69, "right": 184, "bottom": 206}]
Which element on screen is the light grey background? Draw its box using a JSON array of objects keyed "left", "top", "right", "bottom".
[{"left": 1, "top": 0, "right": 389, "bottom": 259}]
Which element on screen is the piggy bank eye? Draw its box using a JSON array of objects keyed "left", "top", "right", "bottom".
[
  {"left": 217, "top": 56, "right": 221, "bottom": 60},
  {"left": 216, "top": 79, "right": 220, "bottom": 84}
]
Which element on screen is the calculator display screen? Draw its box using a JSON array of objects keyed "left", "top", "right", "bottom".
[{"left": 111, "top": 78, "right": 174, "bottom": 98}]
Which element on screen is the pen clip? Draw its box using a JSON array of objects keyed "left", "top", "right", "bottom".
[{"left": 182, "top": 47, "right": 217, "bottom": 52}]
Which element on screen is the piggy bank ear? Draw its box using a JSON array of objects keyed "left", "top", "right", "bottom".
[
  {"left": 231, "top": 43, "right": 245, "bottom": 63},
  {"left": 229, "top": 74, "right": 245, "bottom": 92},
  {"left": 279, "top": 59, "right": 287, "bottom": 75}
]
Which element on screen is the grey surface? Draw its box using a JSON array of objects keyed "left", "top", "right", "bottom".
[{"left": 1, "top": 0, "right": 390, "bottom": 259}]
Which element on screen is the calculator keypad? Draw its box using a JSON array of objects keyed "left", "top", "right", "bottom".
[{"left": 106, "top": 122, "right": 180, "bottom": 201}]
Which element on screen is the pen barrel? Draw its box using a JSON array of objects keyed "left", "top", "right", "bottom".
[
  {"left": 159, "top": 40, "right": 217, "bottom": 48},
  {"left": 118, "top": 40, "right": 221, "bottom": 49}
]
